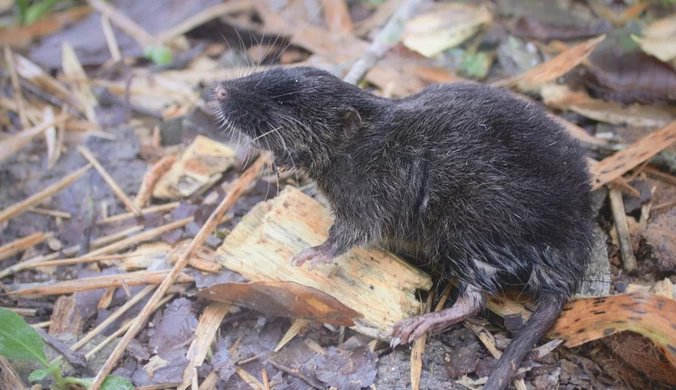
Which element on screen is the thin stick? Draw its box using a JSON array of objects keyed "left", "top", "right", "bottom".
[
  {"left": 83, "top": 217, "right": 192, "bottom": 259},
  {"left": 84, "top": 294, "right": 174, "bottom": 360},
  {"left": 86, "top": 0, "right": 158, "bottom": 47},
  {"left": 156, "top": 0, "right": 251, "bottom": 43},
  {"left": 100, "top": 15, "right": 122, "bottom": 62},
  {"left": 31, "top": 321, "right": 52, "bottom": 329},
  {"left": 24, "top": 252, "right": 160, "bottom": 269},
  {"left": 266, "top": 359, "right": 324, "bottom": 390},
  {"left": 97, "top": 202, "right": 179, "bottom": 225},
  {"left": 0, "top": 232, "right": 53, "bottom": 262},
  {"left": 72, "top": 285, "right": 155, "bottom": 352},
  {"left": 609, "top": 187, "right": 638, "bottom": 272},
  {"left": 0, "top": 164, "right": 91, "bottom": 225},
  {"left": 0, "top": 225, "right": 142, "bottom": 279},
  {"left": 77, "top": 145, "right": 142, "bottom": 216},
  {"left": 28, "top": 207, "right": 72, "bottom": 219},
  {"left": 4, "top": 46, "right": 28, "bottom": 128},
  {"left": 410, "top": 292, "right": 434, "bottom": 390},
  {"left": 261, "top": 369, "right": 271, "bottom": 390},
  {"left": 88, "top": 155, "right": 269, "bottom": 390},
  {"left": 342, "top": 0, "right": 422, "bottom": 85},
  {"left": 0, "top": 112, "right": 70, "bottom": 163}
]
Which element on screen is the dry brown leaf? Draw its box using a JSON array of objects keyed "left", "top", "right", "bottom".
[
  {"left": 584, "top": 49, "right": 676, "bottom": 104},
  {"left": 632, "top": 13, "right": 676, "bottom": 64},
  {"left": 153, "top": 135, "right": 236, "bottom": 200},
  {"left": 590, "top": 121, "right": 676, "bottom": 189},
  {"left": 542, "top": 84, "right": 676, "bottom": 127},
  {"left": 197, "top": 280, "right": 364, "bottom": 326},
  {"left": 402, "top": 3, "right": 493, "bottom": 57},
  {"left": 493, "top": 35, "right": 605, "bottom": 91}
]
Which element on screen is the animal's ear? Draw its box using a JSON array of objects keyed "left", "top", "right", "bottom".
[{"left": 341, "top": 106, "right": 362, "bottom": 134}]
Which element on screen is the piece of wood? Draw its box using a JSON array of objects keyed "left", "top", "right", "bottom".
[
  {"left": 411, "top": 292, "right": 434, "bottom": 390},
  {"left": 0, "top": 112, "right": 69, "bottom": 163},
  {"left": 179, "top": 302, "right": 231, "bottom": 390},
  {"left": 77, "top": 145, "right": 141, "bottom": 216},
  {"left": 215, "top": 185, "right": 432, "bottom": 340},
  {"left": 4, "top": 46, "right": 28, "bottom": 128},
  {"left": 493, "top": 35, "right": 605, "bottom": 91},
  {"left": 98, "top": 202, "right": 179, "bottom": 225},
  {"left": 0, "top": 356, "right": 28, "bottom": 390},
  {"left": 609, "top": 187, "right": 638, "bottom": 272},
  {"left": 88, "top": 155, "right": 268, "bottom": 390},
  {"left": 0, "top": 164, "right": 91, "bottom": 225},
  {"left": 0, "top": 232, "right": 52, "bottom": 262},
  {"left": 343, "top": 0, "right": 421, "bottom": 86},
  {"left": 255, "top": 3, "right": 426, "bottom": 97},
  {"left": 156, "top": 0, "right": 251, "bottom": 43},
  {"left": 275, "top": 318, "right": 311, "bottom": 352},
  {"left": 83, "top": 217, "right": 192, "bottom": 259},
  {"left": 100, "top": 15, "right": 121, "bottom": 62},
  {"left": 152, "top": 135, "right": 236, "bottom": 200},
  {"left": 28, "top": 207, "right": 72, "bottom": 219},
  {"left": 9, "top": 270, "right": 192, "bottom": 297},
  {"left": 134, "top": 156, "right": 178, "bottom": 209},
  {"left": 71, "top": 285, "right": 155, "bottom": 352},
  {"left": 49, "top": 296, "right": 84, "bottom": 335},
  {"left": 86, "top": 0, "right": 157, "bottom": 47},
  {"left": 591, "top": 121, "right": 676, "bottom": 189},
  {"left": 62, "top": 42, "right": 99, "bottom": 124}
]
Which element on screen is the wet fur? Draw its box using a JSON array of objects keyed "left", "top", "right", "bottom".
[{"left": 215, "top": 66, "right": 595, "bottom": 388}]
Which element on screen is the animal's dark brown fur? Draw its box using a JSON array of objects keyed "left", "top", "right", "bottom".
[{"left": 214, "top": 66, "right": 595, "bottom": 390}]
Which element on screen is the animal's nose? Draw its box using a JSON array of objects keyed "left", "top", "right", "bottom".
[{"left": 215, "top": 85, "right": 228, "bottom": 101}]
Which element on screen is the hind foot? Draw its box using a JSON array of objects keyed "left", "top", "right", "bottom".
[
  {"left": 289, "top": 245, "right": 334, "bottom": 270},
  {"left": 390, "top": 286, "right": 484, "bottom": 347}
]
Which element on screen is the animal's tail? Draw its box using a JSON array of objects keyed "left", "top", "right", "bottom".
[{"left": 484, "top": 292, "right": 565, "bottom": 390}]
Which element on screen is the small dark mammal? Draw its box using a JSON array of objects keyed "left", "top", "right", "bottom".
[{"left": 213, "top": 66, "right": 594, "bottom": 390}]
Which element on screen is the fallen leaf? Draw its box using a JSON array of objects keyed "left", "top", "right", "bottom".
[
  {"left": 542, "top": 84, "right": 676, "bottom": 127},
  {"left": 493, "top": 34, "right": 605, "bottom": 91},
  {"left": 402, "top": 3, "right": 493, "bottom": 57},
  {"left": 632, "top": 13, "right": 676, "bottom": 64},
  {"left": 510, "top": 15, "right": 610, "bottom": 42},
  {"left": 197, "top": 280, "right": 364, "bottom": 326},
  {"left": 584, "top": 48, "right": 676, "bottom": 104}
]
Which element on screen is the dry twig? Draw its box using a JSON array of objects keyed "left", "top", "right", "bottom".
[{"left": 87, "top": 155, "right": 268, "bottom": 390}]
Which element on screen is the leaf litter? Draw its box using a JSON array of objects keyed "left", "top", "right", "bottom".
[{"left": 1, "top": 0, "right": 676, "bottom": 389}]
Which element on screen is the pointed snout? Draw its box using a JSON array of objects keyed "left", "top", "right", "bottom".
[{"left": 214, "top": 84, "right": 228, "bottom": 101}]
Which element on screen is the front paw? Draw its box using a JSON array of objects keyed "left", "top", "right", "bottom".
[{"left": 289, "top": 246, "right": 334, "bottom": 270}]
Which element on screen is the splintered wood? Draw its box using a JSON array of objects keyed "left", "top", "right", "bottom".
[
  {"left": 215, "top": 185, "right": 432, "bottom": 340},
  {"left": 591, "top": 120, "right": 676, "bottom": 189},
  {"left": 152, "top": 135, "right": 236, "bottom": 199}
]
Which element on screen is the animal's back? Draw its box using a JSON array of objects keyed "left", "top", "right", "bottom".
[{"left": 369, "top": 82, "right": 594, "bottom": 297}]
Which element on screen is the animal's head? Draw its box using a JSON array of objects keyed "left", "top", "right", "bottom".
[{"left": 213, "top": 66, "right": 366, "bottom": 171}]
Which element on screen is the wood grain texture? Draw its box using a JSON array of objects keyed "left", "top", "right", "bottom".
[{"left": 216, "top": 186, "right": 432, "bottom": 340}]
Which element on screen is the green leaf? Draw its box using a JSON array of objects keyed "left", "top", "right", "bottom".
[
  {"left": 16, "top": 0, "right": 30, "bottom": 24},
  {"left": 74, "top": 375, "right": 135, "bottom": 390},
  {"left": 0, "top": 308, "right": 48, "bottom": 365},
  {"left": 143, "top": 45, "right": 173, "bottom": 66},
  {"left": 28, "top": 360, "right": 60, "bottom": 382},
  {"left": 25, "top": 0, "right": 63, "bottom": 25}
]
